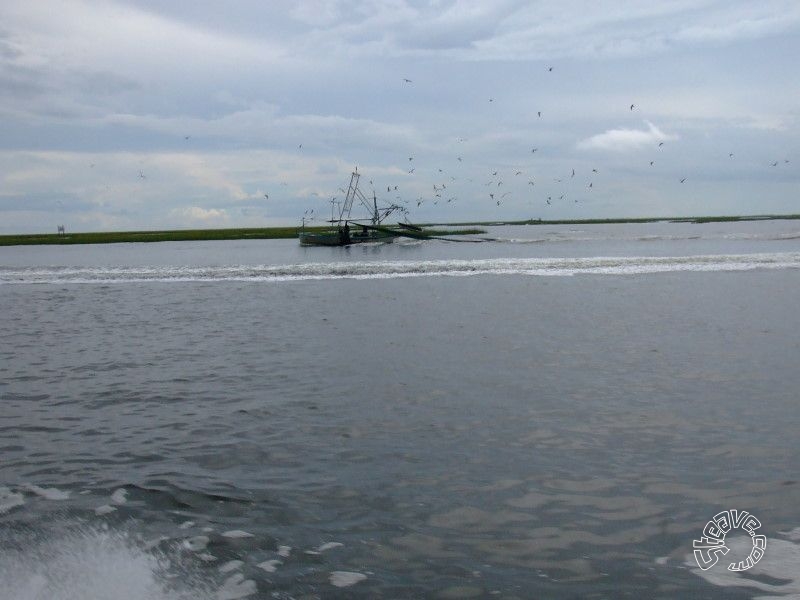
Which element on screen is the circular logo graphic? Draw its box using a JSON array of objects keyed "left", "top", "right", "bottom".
[{"left": 693, "top": 509, "right": 767, "bottom": 571}]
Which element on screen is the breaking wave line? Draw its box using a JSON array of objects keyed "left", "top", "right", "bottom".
[{"left": 2, "top": 252, "right": 799, "bottom": 284}]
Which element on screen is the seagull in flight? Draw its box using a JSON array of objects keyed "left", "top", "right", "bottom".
[
  {"left": 630, "top": 104, "right": 635, "bottom": 111},
  {"left": 680, "top": 178, "right": 686, "bottom": 183},
  {"left": 403, "top": 78, "right": 412, "bottom": 83}
]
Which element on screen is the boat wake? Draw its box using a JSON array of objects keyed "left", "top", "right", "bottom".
[
  {"left": 0, "top": 524, "right": 216, "bottom": 600},
  {"left": 2, "top": 252, "right": 799, "bottom": 284}
]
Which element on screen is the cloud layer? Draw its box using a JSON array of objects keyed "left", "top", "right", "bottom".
[{"left": 0, "top": 0, "right": 798, "bottom": 232}]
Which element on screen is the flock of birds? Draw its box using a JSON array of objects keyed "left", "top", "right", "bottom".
[{"left": 123, "top": 65, "right": 791, "bottom": 224}]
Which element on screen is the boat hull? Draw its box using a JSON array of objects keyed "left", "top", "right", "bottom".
[{"left": 298, "top": 229, "right": 395, "bottom": 246}]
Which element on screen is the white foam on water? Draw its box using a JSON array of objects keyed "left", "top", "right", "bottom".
[
  {"left": 276, "top": 545, "right": 291, "bottom": 558},
  {"left": 143, "top": 536, "right": 168, "bottom": 550},
  {"left": 316, "top": 542, "right": 343, "bottom": 552},
  {"left": 329, "top": 571, "right": 367, "bottom": 588},
  {"left": 0, "top": 487, "right": 25, "bottom": 514},
  {"left": 179, "top": 521, "right": 195, "bottom": 530},
  {"left": 3, "top": 252, "right": 799, "bottom": 284},
  {"left": 0, "top": 527, "right": 216, "bottom": 600},
  {"left": 215, "top": 573, "right": 256, "bottom": 600},
  {"left": 218, "top": 560, "right": 243, "bottom": 573},
  {"left": 221, "top": 530, "right": 254, "bottom": 539},
  {"left": 111, "top": 489, "right": 128, "bottom": 505},
  {"left": 182, "top": 536, "right": 210, "bottom": 552},
  {"left": 23, "top": 484, "right": 71, "bottom": 501},
  {"left": 95, "top": 504, "right": 116, "bottom": 515},
  {"left": 255, "top": 559, "right": 281, "bottom": 573}
]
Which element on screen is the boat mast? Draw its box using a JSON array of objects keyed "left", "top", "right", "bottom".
[{"left": 339, "top": 171, "right": 360, "bottom": 224}]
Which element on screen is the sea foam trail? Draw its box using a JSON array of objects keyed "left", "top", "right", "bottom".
[
  {"left": 1, "top": 252, "right": 799, "bottom": 284},
  {"left": 0, "top": 527, "right": 217, "bottom": 600}
]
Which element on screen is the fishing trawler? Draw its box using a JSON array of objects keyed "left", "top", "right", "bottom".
[{"left": 298, "top": 170, "right": 407, "bottom": 246}]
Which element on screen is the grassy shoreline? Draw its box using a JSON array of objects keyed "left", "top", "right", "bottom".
[{"left": 1, "top": 214, "right": 798, "bottom": 246}]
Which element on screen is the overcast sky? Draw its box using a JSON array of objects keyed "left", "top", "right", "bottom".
[{"left": 1, "top": 0, "right": 798, "bottom": 233}]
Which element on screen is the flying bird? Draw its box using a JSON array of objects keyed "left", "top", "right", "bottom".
[
  {"left": 630, "top": 104, "right": 635, "bottom": 111},
  {"left": 548, "top": 66, "right": 553, "bottom": 72},
  {"left": 680, "top": 178, "right": 686, "bottom": 183},
  {"left": 537, "top": 111, "right": 541, "bottom": 117},
  {"left": 403, "top": 78, "right": 412, "bottom": 83}
]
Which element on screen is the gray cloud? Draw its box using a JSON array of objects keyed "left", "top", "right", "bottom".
[{"left": 0, "top": 0, "right": 797, "bottom": 232}]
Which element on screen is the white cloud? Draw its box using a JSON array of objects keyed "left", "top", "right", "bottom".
[
  {"left": 172, "top": 206, "right": 229, "bottom": 223},
  {"left": 0, "top": 0, "right": 292, "bottom": 87},
  {"left": 577, "top": 121, "right": 678, "bottom": 152}
]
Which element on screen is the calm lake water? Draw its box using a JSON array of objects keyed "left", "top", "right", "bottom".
[{"left": 2, "top": 220, "right": 800, "bottom": 599}]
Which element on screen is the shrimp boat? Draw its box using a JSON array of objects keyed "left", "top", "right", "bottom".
[{"left": 298, "top": 170, "right": 407, "bottom": 246}]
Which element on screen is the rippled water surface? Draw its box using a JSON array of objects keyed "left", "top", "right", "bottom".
[{"left": 2, "top": 221, "right": 800, "bottom": 599}]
